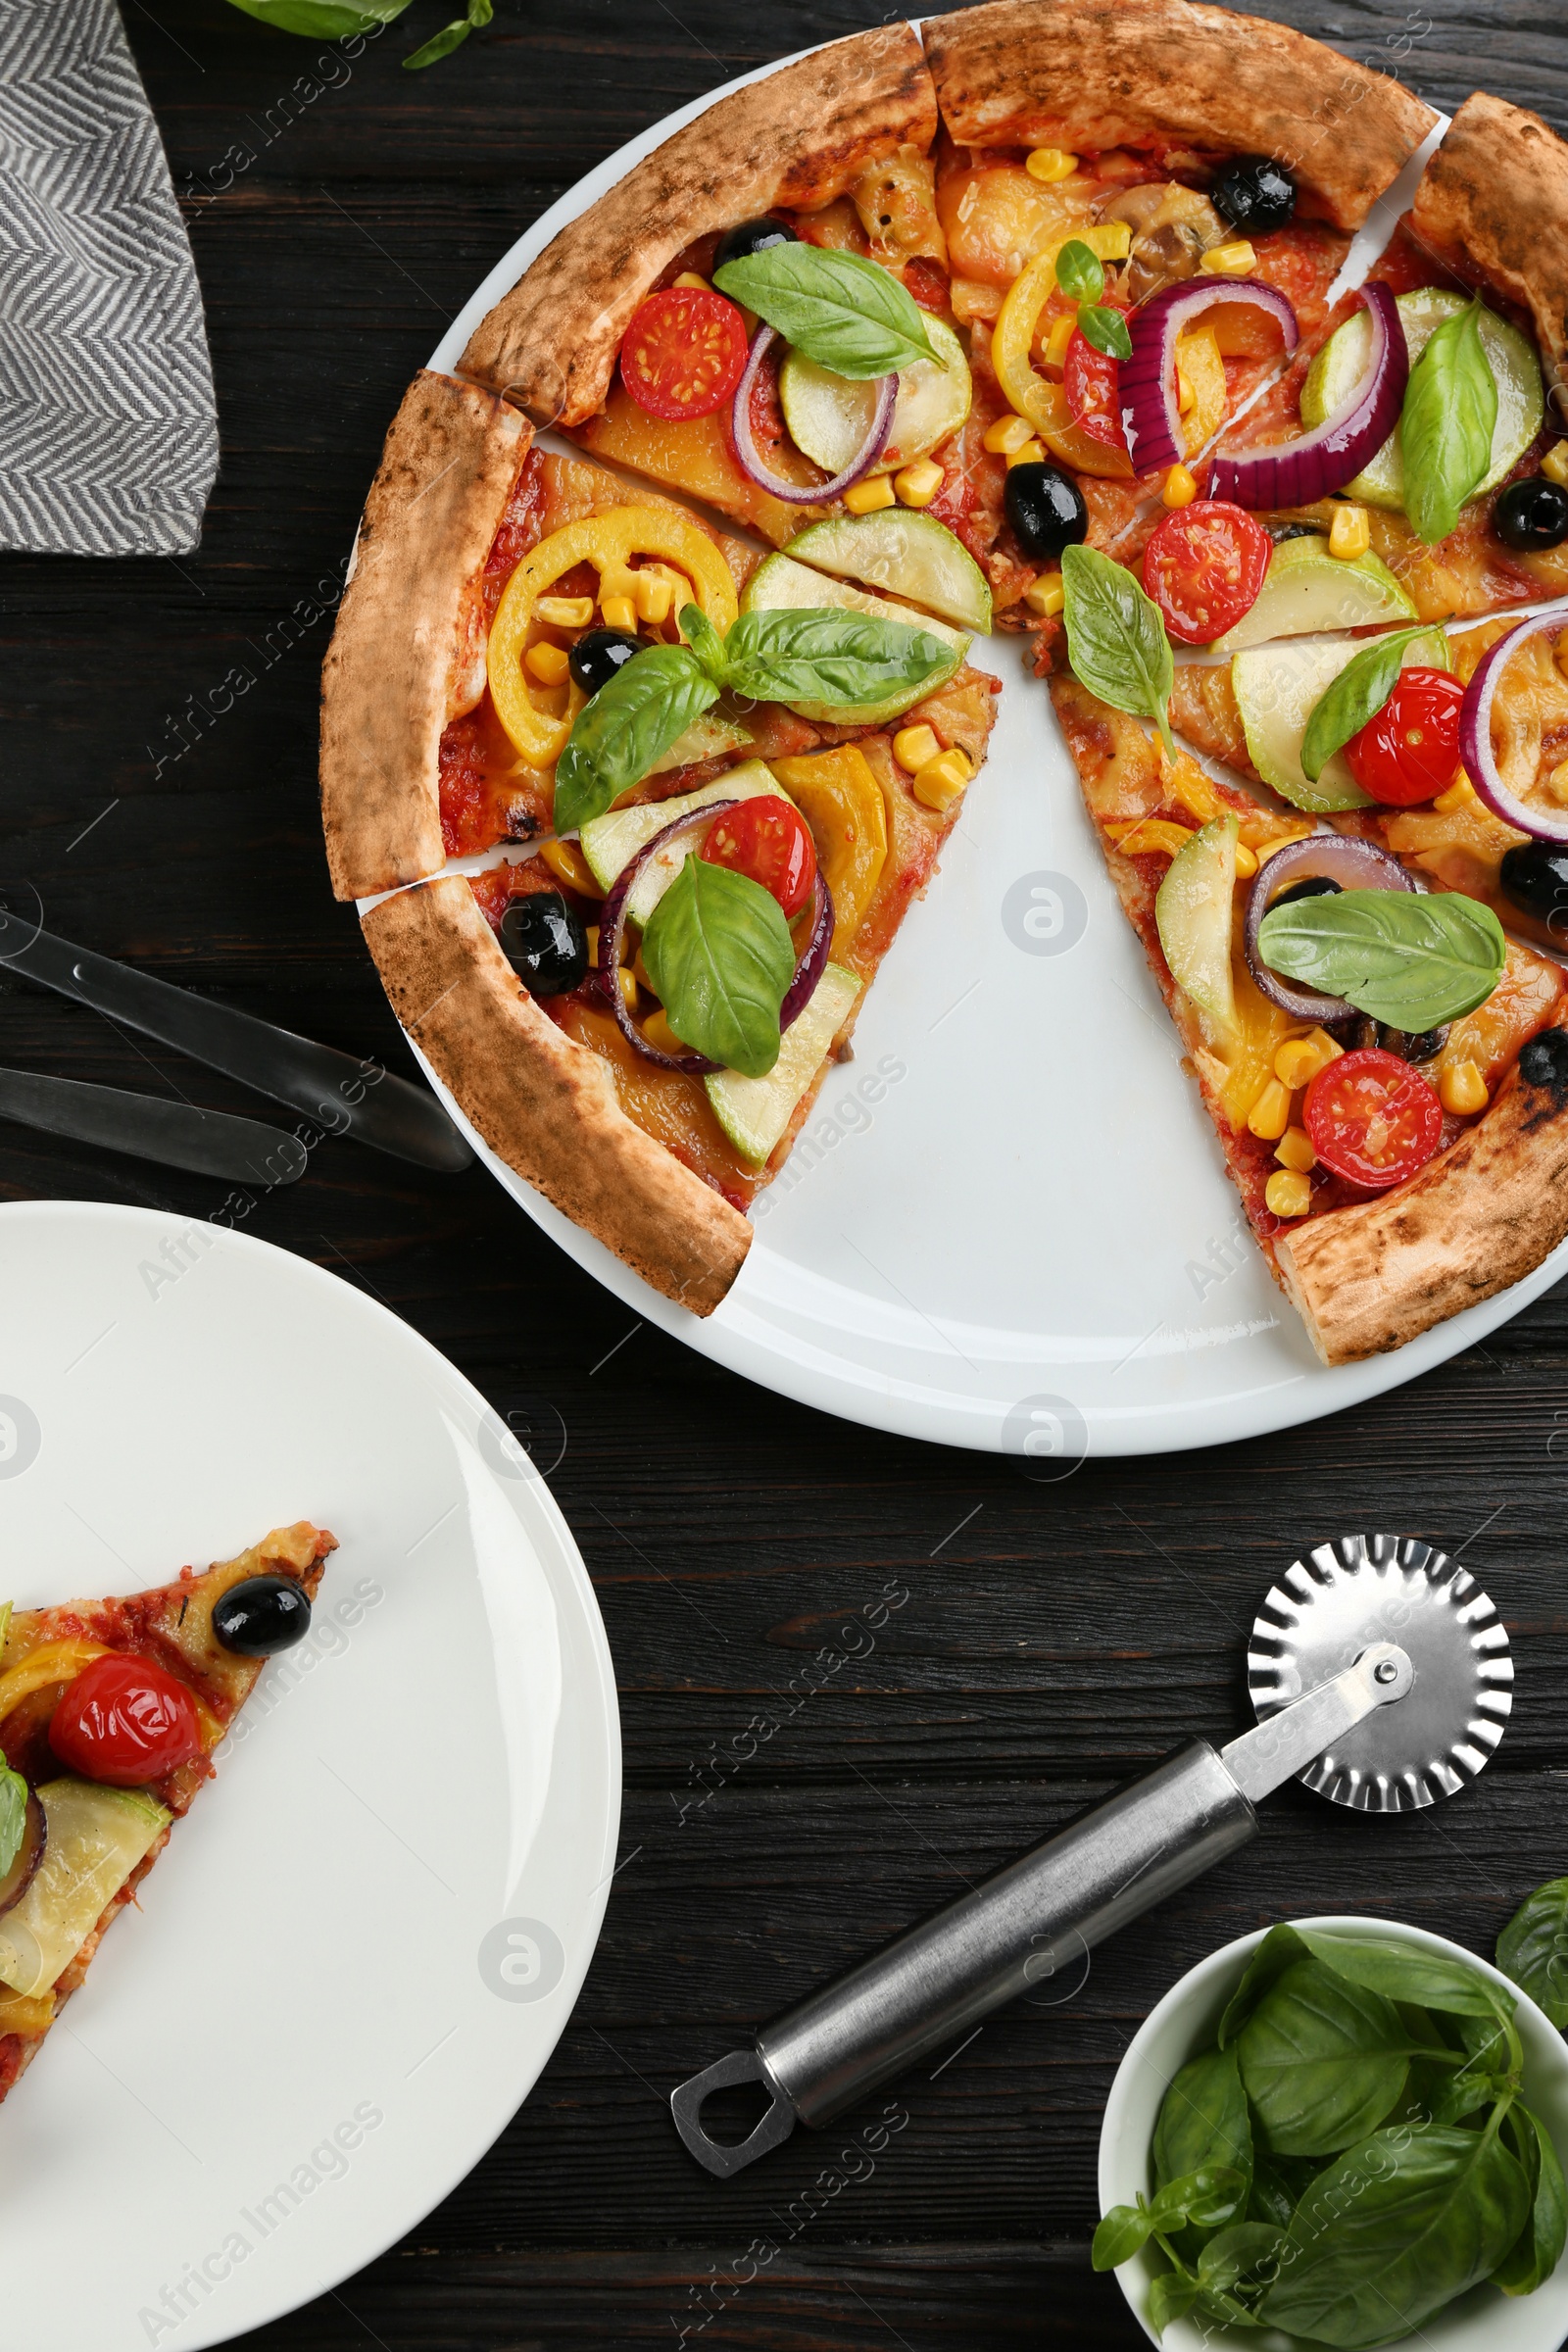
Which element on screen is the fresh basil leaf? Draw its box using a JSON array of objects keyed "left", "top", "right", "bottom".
[
  {"left": 1078, "top": 304, "right": 1133, "bottom": 363},
  {"left": 1494, "top": 2103, "right": 1568, "bottom": 2295},
  {"left": 0, "top": 1752, "right": 25, "bottom": 1882},
  {"left": 1154, "top": 2047, "right": 1253, "bottom": 2232},
  {"left": 1497, "top": 1877, "right": 1568, "bottom": 2028},
  {"left": 553, "top": 646, "right": 718, "bottom": 834},
  {"left": 1298, "top": 626, "right": 1446, "bottom": 782},
  {"left": 680, "top": 604, "right": 730, "bottom": 687},
  {"left": 403, "top": 18, "right": 471, "bottom": 64},
  {"left": 1198, "top": 2222, "right": 1287, "bottom": 2296},
  {"left": 719, "top": 606, "right": 952, "bottom": 710},
  {"left": 1092, "top": 2196, "right": 1156, "bottom": 2271},
  {"left": 1148, "top": 2165, "right": 1247, "bottom": 2233},
  {"left": 711, "top": 246, "right": 935, "bottom": 379},
  {"left": 1295, "top": 1928, "right": 1513, "bottom": 2022},
  {"left": 1147, "top": 2270, "right": 1201, "bottom": 2334},
  {"left": 1400, "top": 297, "right": 1499, "bottom": 545},
  {"left": 1055, "top": 239, "right": 1105, "bottom": 305},
  {"left": 221, "top": 0, "right": 413, "bottom": 32},
  {"left": 1238, "top": 1959, "right": 1419, "bottom": 2156},
  {"left": 1256, "top": 887, "right": 1507, "bottom": 1030},
  {"left": 1249, "top": 2151, "right": 1313, "bottom": 2229},
  {"left": 1061, "top": 544, "right": 1175, "bottom": 754},
  {"left": 640, "top": 858, "right": 796, "bottom": 1078},
  {"left": 1220, "top": 1925, "right": 1313, "bottom": 2047},
  {"left": 1260, "top": 2121, "right": 1531, "bottom": 2347}
]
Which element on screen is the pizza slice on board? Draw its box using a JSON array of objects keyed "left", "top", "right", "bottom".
[{"left": 0, "top": 1524, "right": 335, "bottom": 2103}]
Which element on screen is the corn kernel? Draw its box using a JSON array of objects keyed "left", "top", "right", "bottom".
[
  {"left": 672, "top": 270, "right": 711, "bottom": 292},
  {"left": 1248, "top": 1076, "right": 1293, "bottom": 1141},
  {"left": 843, "top": 473, "right": 897, "bottom": 514},
  {"left": 642, "top": 1008, "right": 685, "bottom": 1054},
  {"left": 600, "top": 594, "right": 638, "bottom": 633},
  {"left": 1543, "top": 442, "right": 1568, "bottom": 489},
  {"left": 1432, "top": 772, "right": 1477, "bottom": 812},
  {"left": 1329, "top": 504, "right": 1371, "bottom": 560},
  {"left": 1007, "top": 437, "right": 1047, "bottom": 468},
  {"left": 1023, "top": 573, "right": 1065, "bottom": 617},
  {"left": 893, "top": 723, "right": 941, "bottom": 773},
  {"left": 1266, "top": 1168, "right": 1313, "bottom": 1219},
  {"left": 1275, "top": 1125, "right": 1317, "bottom": 1175},
  {"left": 614, "top": 968, "right": 639, "bottom": 1013},
  {"left": 1440, "top": 1058, "right": 1489, "bottom": 1116},
  {"left": 1162, "top": 464, "right": 1199, "bottom": 509},
  {"left": 912, "top": 748, "right": 972, "bottom": 811},
  {"left": 984, "top": 413, "right": 1035, "bottom": 457},
  {"left": 1233, "top": 841, "right": 1259, "bottom": 879},
  {"left": 1274, "top": 1029, "right": 1341, "bottom": 1088},
  {"left": 1547, "top": 758, "right": 1568, "bottom": 808},
  {"left": 524, "top": 640, "right": 570, "bottom": 686},
  {"left": 539, "top": 838, "right": 602, "bottom": 896},
  {"left": 1042, "top": 314, "right": 1076, "bottom": 373},
  {"left": 895, "top": 457, "right": 945, "bottom": 507},
  {"left": 1200, "top": 240, "right": 1258, "bottom": 276},
  {"left": 633, "top": 570, "right": 675, "bottom": 625},
  {"left": 535, "top": 595, "right": 595, "bottom": 629},
  {"left": 1026, "top": 146, "right": 1079, "bottom": 182},
  {"left": 1085, "top": 221, "right": 1132, "bottom": 262}
]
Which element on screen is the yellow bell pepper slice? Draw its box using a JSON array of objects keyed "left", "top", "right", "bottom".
[
  {"left": 1106, "top": 817, "right": 1198, "bottom": 859},
  {"left": 1176, "top": 325, "right": 1227, "bottom": 458},
  {"left": 993, "top": 230, "right": 1136, "bottom": 480},
  {"left": 766, "top": 747, "right": 888, "bottom": 955},
  {"left": 0, "top": 1638, "right": 110, "bottom": 1725},
  {"left": 487, "top": 508, "right": 740, "bottom": 768}
]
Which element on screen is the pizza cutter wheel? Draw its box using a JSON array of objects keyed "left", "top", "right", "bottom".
[{"left": 671, "top": 1533, "right": 1512, "bottom": 2178}]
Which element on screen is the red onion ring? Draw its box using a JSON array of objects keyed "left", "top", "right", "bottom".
[
  {"left": 1459, "top": 597, "right": 1568, "bottom": 843},
  {"left": 1207, "top": 283, "right": 1406, "bottom": 511},
  {"left": 1244, "top": 833, "right": 1416, "bottom": 1022},
  {"left": 595, "top": 797, "right": 836, "bottom": 1070},
  {"left": 730, "top": 325, "right": 897, "bottom": 505},
  {"left": 1120, "top": 279, "right": 1299, "bottom": 477}
]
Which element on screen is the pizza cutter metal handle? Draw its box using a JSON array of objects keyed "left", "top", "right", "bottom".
[{"left": 670, "top": 1642, "right": 1413, "bottom": 2179}]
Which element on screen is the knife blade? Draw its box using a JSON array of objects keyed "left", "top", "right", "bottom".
[
  {"left": 0, "top": 1067, "right": 311, "bottom": 1186},
  {"left": 0, "top": 909, "right": 471, "bottom": 1173}
]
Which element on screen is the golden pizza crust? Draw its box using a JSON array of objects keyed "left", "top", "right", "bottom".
[
  {"left": 361, "top": 879, "right": 751, "bottom": 1315},
  {"left": 458, "top": 23, "right": 937, "bottom": 426},
  {"left": 924, "top": 0, "right": 1436, "bottom": 229},
  {"left": 1411, "top": 91, "right": 1568, "bottom": 416},
  {"left": 320, "top": 371, "right": 531, "bottom": 903},
  {"left": 1277, "top": 1054, "right": 1568, "bottom": 1364}
]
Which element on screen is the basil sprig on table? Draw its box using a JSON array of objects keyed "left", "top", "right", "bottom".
[
  {"left": 1299, "top": 625, "right": 1448, "bottom": 782},
  {"left": 1256, "top": 887, "right": 1506, "bottom": 1030},
  {"left": 1061, "top": 545, "right": 1175, "bottom": 755},
  {"left": 1400, "top": 297, "right": 1499, "bottom": 545},
  {"left": 711, "top": 245, "right": 936, "bottom": 378},
  {"left": 1096, "top": 1923, "right": 1568, "bottom": 2345},
  {"left": 640, "top": 857, "right": 797, "bottom": 1078},
  {"left": 220, "top": 0, "right": 490, "bottom": 69},
  {"left": 0, "top": 1747, "right": 26, "bottom": 1881},
  {"left": 553, "top": 604, "right": 953, "bottom": 832},
  {"left": 1498, "top": 1877, "right": 1568, "bottom": 2029},
  {"left": 1052, "top": 240, "right": 1134, "bottom": 360}
]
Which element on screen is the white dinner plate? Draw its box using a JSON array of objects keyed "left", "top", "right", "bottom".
[
  {"left": 0, "top": 1200, "right": 619, "bottom": 2351},
  {"left": 408, "top": 58, "right": 1564, "bottom": 1459}
]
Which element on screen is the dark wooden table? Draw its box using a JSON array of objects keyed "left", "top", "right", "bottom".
[{"left": 5, "top": 2, "right": 1568, "bottom": 2341}]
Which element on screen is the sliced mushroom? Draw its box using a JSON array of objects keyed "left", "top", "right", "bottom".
[{"left": 1099, "top": 182, "right": 1228, "bottom": 305}]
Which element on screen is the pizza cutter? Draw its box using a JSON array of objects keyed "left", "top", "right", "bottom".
[{"left": 670, "top": 1533, "right": 1512, "bottom": 2177}]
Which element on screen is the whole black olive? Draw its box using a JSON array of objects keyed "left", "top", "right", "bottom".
[
  {"left": 213, "top": 1575, "right": 313, "bottom": 1658},
  {"left": 1270, "top": 875, "right": 1342, "bottom": 908},
  {"left": 1499, "top": 840, "right": 1568, "bottom": 925},
  {"left": 1520, "top": 1027, "right": 1568, "bottom": 1089},
  {"left": 567, "top": 627, "right": 643, "bottom": 698},
  {"left": 1493, "top": 475, "right": 1568, "bottom": 553},
  {"left": 714, "top": 216, "right": 797, "bottom": 271},
  {"left": 1004, "top": 463, "right": 1087, "bottom": 562},
  {"left": 1210, "top": 155, "right": 1297, "bottom": 235},
  {"left": 1379, "top": 1024, "right": 1449, "bottom": 1063},
  {"left": 499, "top": 892, "right": 589, "bottom": 996}
]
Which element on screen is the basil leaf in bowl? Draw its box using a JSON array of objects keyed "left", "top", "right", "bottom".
[
  {"left": 1256, "top": 888, "right": 1507, "bottom": 1031},
  {"left": 640, "top": 857, "right": 797, "bottom": 1078},
  {"left": 1498, "top": 1878, "right": 1568, "bottom": 2030}
]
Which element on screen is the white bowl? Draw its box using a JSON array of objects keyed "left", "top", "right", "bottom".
[{"left": 1099, "top": 1914, "right": 1568, "bottom": 2352}]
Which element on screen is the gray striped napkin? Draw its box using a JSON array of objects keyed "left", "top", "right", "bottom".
[{"left": 0, "top": 0, "right": 219, "bottom": 557}]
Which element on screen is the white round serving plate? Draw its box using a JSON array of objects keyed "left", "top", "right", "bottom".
[
  {"left": 1101, "top": 1913, "right": 1568, "bottom": 2352},
  {"left": 415, "top": 62, "right": 1563, "bottom": 1457},
  {"left": 0, "top": 1200, "right": 619, "bottom": 2352}
]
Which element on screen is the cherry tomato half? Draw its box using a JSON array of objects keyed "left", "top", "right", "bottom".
[
  {"left": 49, "top": 1652, "right": 203, "bottom": 1787},
  {"left": 1303, "top": 1048, "right": 1444, "bottom": 1191},
  {"left": 1062, "top": 309, "right": 1131, "bottom": 461},
  {"left": 1343, "top": 666, "right": 1465, "bottom": 807},
  {"left": 619, "top": 287, "right": 749, "bottom": 422},
  {"left": 1142, "top": 500, "right": 1273, "bottom": 646},
  {"left": 701, "top": 799, "right": 817, "bottom": 918}
]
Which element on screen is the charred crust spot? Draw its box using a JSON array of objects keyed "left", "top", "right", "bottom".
[{"left": 1520, "top": 1026, "right": 1568, "bottom": 1098}]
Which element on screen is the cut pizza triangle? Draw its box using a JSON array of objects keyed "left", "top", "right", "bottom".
[{"left": 0, "top": 1523, "right": 336, "bottom": 2104}]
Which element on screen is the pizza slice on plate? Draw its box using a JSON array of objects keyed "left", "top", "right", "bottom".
[{"left": 0, "top": 1524, "right": 335, "bottom": 2103}]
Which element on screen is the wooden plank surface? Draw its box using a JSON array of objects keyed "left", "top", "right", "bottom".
[{"left": 3, "top": 2, "right": 1567, "bottom": 2342}]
